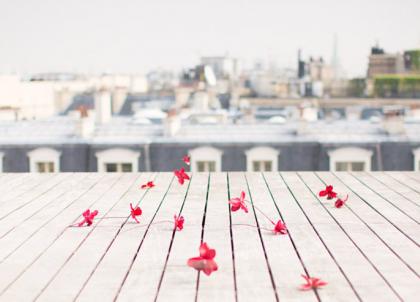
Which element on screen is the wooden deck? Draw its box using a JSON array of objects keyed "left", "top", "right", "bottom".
[{"left": 0, "top": 172, "right": 419, "bottom": 302}]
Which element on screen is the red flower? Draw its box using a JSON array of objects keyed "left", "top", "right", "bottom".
[
  {"left": 174, "top": 168, "right": 190, "bottom": 185},
  {"left": 130, "top": 203, "right": 142, "bottom": 223},
  {"left": 229, "top": 191, "right": 248, "bottom": 213},
  {"left": 273, "top": 220, "right": 287, "bottom": 235},
  {"left": 319, "top": 185, "right": 337, "bottom": 200},
  {"left": 187, "top": 242, "right": 218, "bottom": 276},
  {"left": 174, "top": 214, "right": 185, "bottom": 231},
  {"left": 300, "top": 274, "right": 327, "bottom": 290},
  {"left": 77, "top": 209, "right": 98, "bottom": 227},
  {"left": 335, "top": 194, "right": 348, "bottom": 208},
  {"left": 141, "top": 181, "right": 155, "bottom": 189},
  {"left": 183, "top": 155, "right": 190, "bottom": 166}
]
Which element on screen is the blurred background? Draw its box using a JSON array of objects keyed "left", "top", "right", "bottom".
[{"left": 0, "top": 0, "right": 419, "bottom": 173}]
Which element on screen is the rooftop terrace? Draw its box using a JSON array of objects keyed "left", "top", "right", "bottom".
[{"left": 0, "top": 172, "right": 418, "bottom": 301}]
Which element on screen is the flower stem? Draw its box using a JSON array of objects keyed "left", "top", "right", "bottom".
[{"left": 244, "top": 199, "right": 275, "bottom": 225}]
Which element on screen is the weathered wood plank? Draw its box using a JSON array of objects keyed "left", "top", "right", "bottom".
[
  {"left": 369, "top": 172, "right": 420, "bottom": 208},
  {"left": 317, "top": 172, "right": 420, "bottom": 275},
  {"left": 278, "top": 172, "right": 365, "bottom": 302},
  {"left": 0, "top": 173, "right": 133, "bottom": 300},
  {"left": 333, "top": 172, "right": 420, "bottom": 245},
  {"left": 245, "top": 172, "right": 317, "bottom": 302},
  {"left": 226, "top": 172, "right": 277, "bottom": 302},
  {"left": 197, "top": 172, "right": 236, "bottom": 302},
  {"left": 350, "top": 172, "right": 420, "bottom": 223},
  {"left": 35, "top": 173, "right": 157, "bottom": 301},
  {"left": 76, "top": 173, "right": 175, "bottom": 302},
  {"left": 300, "top": 172, "right": 419, "bottom": 301},
  {"left": 156, "top": 173, "right": 209, "bottom": 301}
]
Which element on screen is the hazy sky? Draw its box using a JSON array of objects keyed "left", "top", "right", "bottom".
[{"left": 1, "top": 0, "right": 419, "bottom": 77}]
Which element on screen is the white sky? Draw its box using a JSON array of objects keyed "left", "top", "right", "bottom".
[{"left": 1, "top": 0, "right": 419, "bottom": 77}]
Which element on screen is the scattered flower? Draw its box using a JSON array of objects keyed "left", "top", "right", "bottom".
[
  {"left": 273, "top": 220, "right": 287, "bottom": 235},
  {"left": 174, "top": 168, "right": 190, "bottom": 185},
  {"left": 174, "top": 214, "right": 185, "bottom": 231},
  {"left": 77, "top": 209, "right": 98, "bottom": 227},
  {"left": 300, "top": 274, "right": 327, "bottom": 290},
  {"left": 335, "top": 194, "right": 349, "bottom": 208},
  {"left": 141, "top": 181, "right": 155, "bottom": 189},
  {"left": 319, "top": 185, "right": 337, "bottom": 200},
  {"left": 130, "top": 203, "right": 142, "bottom": 223},
  {"left": 229, "top": 191, "right": 248, "bottom": 213},
  {"left": 187, "top": 242, "right": 218, "bottom": 276},
  {"left": 183, "top": 155, "right": 190, "bottom": 166}
]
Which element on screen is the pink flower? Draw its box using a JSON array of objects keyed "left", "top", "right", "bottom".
[
  {"left": 335, "top": 194, "right": 349, "bottom": 208},
  {"left": 141, "top": 181, "right": 155, "bottom": 189},
  {"left": 319, "top": 185, "right": 337, "bottom": 200},
  {"left": 130, "top": 203, "right": 142, "bottom": 223},
  {"left": 229, "top": 191, "right": 248, "bottom": 213},
  {"left": 187, "top": 242, "right": 218, "bottom": 276},
  {"left": 174, "top": 168, "right": 190, "bottom": 185},
  {"left": 174, "top": 214, "right": 185, "bottom": 231},
  {"left": 273, "top": 220, "right": 287, "bottom": 235},
  {"left": 77, "top": 209, "right": 98, "bottom": 227},
  {"left": 300, "top": 274, "right": 327, "bottom": 290},
  {"left": 183, "top": 155, "right": 190, "bottom": 166}
]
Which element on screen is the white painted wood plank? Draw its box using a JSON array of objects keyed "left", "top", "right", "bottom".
[
  {"left": 76, "top": 173, "right": 175, "bottom": 302},
  {"left": 350, "top": 172, "right": 420, "bottom": 223},
  {"left": 36, "top": 173, "right": 157, "bottom": 302},
  {"left": 226, "top": 172, "right": 277, "bottom": 302},
  {"left": 317, "top": 172, "right": 420, "bottom": 275},
  {"left": 386, "top": 172, "right": 420, "bottom": 201},
  {"left": 245, "top": 172, "right": 317, "bottom": 302},
  {"left": 0, "top": 173, "right": 90, "bottom": 237},
  {"left": 0, "top": 174, "right": 69, "bottom": 221},
  {"left": 299, "top": 172, "right": 419, "bottom": 301},
  {"left": 156, "top": 173, "right": 209, "bottom": 302},
  {"left": 333, "top": 172, "right": 420, "bottom": 245},
  {"left": 0, "top": 174, "right": 53, "bottom": 204},
  {"left": 0, "top": 173, "right": 138, "bottom": 301},
  {"left": 0, "top": 173, "right": 131, "bottom": 299},
  {"left": 266, "top": 172, "right": 360, "bottom": 302},
  {"left": 370, "top": 172, "right": 420, "bottom": 208},
  {"left": 109, "top": 173, "right": 191, "bottom": 302},
  {"left": 197, "top": 172, "right": 236, "bottom": 302}
]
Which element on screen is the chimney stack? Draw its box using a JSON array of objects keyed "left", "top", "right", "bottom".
[
  {"left": 94, "top": 89, "right": 112, "bottom": 124},
  {"left": 164, "top": 109, "right": 181, "bottom": 137}
]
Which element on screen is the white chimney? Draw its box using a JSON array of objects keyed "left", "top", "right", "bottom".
[
  {"left": 383, "top": 106, "right": 405, "bottom": 135},
  {"left": 76, "top": 106, "right": 94, "bottom": 138},
  {"left": 164, "top": 109, "right": 181, "bottom": 137},
  {"left": 94, "top": 89, "right": 112, "bottom": 124}
]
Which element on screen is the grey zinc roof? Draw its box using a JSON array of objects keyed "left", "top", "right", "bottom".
[{"left": 0, "top": 116, "right": 420, "bottom": 145}]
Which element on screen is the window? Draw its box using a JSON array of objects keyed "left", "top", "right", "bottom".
[
  {"left": 328, "top": 147, "right": 373, "bottom": 172},
  {"left": 105, "top": 163, "right": 133, "bottom": 172},
  {"left": 252, "top": 160, "right": 273, "bottom": 172},
  {"left": 335, "top": 162, "right": 365, "bottom": 172},
  {"left": 412, "top": 147, "right": 420, "bottom": 171},
  {"left": 95, "top": 148, "right": 140, "bottom": 172},
  {"left": 27, "top": 148, "right": 61, "bottom": 173},
  {"left": 245, "top": 147, "right": 279, "bottom": 172},
  {"left": 196, "top": 161, "right": 216, "bottom": 172},
  {"left": 189, "top": 146, "right": 222, "bottom": 172}
]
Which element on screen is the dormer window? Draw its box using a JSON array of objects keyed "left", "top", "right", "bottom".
[
  {"left": 95, "top": 148, "right": 140, "bottom": 172},
  {"left": 189, "top": 146, "right": 222, "bottom": 172},
  {"left": 27, "top": 148, "right": 61, "bottom": 173},
  {"left": 245, "top": 147, "right": 279, "bottom": 172},
  {"left": 328, "top": 147, "right": 373, "bottom": 172}
]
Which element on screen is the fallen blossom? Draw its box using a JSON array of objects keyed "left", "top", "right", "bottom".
[
  {"left": 319, "top": 185, "right": 337, "bottom": 200},
  {"left": 335, "top": 194, "right": 349, "bottom": 208},
  {"left": 273, "top": 220, "right": 287, "bottom": 235},
  {"left": 174, "top": 214, "right": 185, "bottom": 231},
  {"left": 187, "top": 242, "right": 218, "bottom": 276},
  {"left": 300, "top": 274, "right": 327, "bottom": 290},
  {"left": 229, "top": 191, "right": 248, "bottom": 213},
  {"left": 141, "top": 181, "right": 155, "bottom": 189},
  {"left": 130, "top": 203, "right": 142, "bottom": 223},
  {"left": 183, "top": 155, "right": 190, "bottom": 166},
  {"left": 174, "top": 168, "right": 190, "bottom": 185},
  {"left": 77, "top": 209, "right": 98, "bottom": 227}
]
